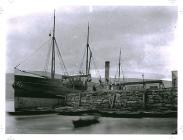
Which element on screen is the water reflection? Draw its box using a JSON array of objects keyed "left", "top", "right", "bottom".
[{"left": 6, "top": 100, "right": 177, "bottom": 134}]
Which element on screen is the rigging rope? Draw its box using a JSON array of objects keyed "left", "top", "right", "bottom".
[
  {"left": 55, "top": 40, "right": 69, "bottom": 75},
  {"left": 15, "top": 38, "right": 51, "bottom": 69},
  {"left": 56, "top": 47, "right": 67, "bottom": 75},
  {"left": 44, "top": 39, "right": 52, "bottom": 75},
  {"left": 78, "top": 48, "right": 86, "bottom": 74},
  {"left": 120, "top": 48, "right": 125, "bottom": 82},
  {"left": 91, "top": 56, "right": 101, "bottom": 78},
  {"left": 114, "top": 49, "right": 125, "bottom": 82},
  {"left": 78, "top": 43, "right": 101, "bottom": 79},
  {"left": 121, "top": 64, "right": 125, "bottom": 82},
  {"left": 88, "top": 45, "right": 101, "bottom": 78}
]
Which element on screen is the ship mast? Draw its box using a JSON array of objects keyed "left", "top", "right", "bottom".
[
  {"left": 86, "top": 23, "right": 90, "bottom": 75},
  {"left": 118, "top": 48, "right": 121, "bottom": 81},
  {"left": 51, "top": 10, "right": 56, "bottom": 79},
  {"left": 118, "top": 48, "right": 125, "bottom": 82}
]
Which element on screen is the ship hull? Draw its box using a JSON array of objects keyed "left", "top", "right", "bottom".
[
  {"left": 14, "top": 96, "right": 63, "bottom": 111},
  {"left": 13, "top": 75, "right": 85, "bottom": 111}
]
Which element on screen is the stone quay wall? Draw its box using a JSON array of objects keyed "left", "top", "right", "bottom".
[
  {"left": 65, "top": 88, "right": 177, "bottom": 111},
  {"left": 145, "top": 88, "right": 177, "bottom": 111}
]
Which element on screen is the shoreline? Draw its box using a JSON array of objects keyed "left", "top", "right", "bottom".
[{"left": 7, "top": 109, "right": 177, "bottom": 118}]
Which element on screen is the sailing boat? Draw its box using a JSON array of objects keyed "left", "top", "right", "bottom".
[
  {"left": 12, "top": 10, "right": 93, "bottom": 111},
  {"left": 113, "top": 48, "right": 126, "bottom": 90}
]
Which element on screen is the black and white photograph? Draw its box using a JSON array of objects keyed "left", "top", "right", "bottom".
[{"left": 1, "top": 0, "right": 182, "bottom": 138}]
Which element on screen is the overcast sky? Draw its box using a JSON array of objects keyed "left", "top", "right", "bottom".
[{"left": 6, "top": 5, "right": 177, "bottom": 80}]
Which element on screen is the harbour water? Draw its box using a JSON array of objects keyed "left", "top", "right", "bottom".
[{"left": 6, "top": 100, "right": 177, "bottom": 134}]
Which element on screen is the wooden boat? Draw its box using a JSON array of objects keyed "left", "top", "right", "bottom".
[{"left": 72, "top": 116, "right": 99, "bottom": 128}]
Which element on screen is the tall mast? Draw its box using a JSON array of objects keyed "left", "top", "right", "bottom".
[
  {"left": 118, "top": 48, "right": 121, "bottom": 80},
  {"left": 86, "top": 23, "right": 89, "bottom": 75},
  {"left": 51, "top": 10, "right": 56, "bottom": 79},
  {"left": 88, "top": 51, "right": 92, "bottom": 74},
  {"left": 142, "top": 73, "right": 145, "bottom": 89}
]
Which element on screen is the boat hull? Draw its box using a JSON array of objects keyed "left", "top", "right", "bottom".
[{"left": 73, "top": 117, "right": 99, "bottom": 128}]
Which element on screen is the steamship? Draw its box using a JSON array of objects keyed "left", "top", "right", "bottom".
[{"left": 12, "top": 11, "right": 94, "bottom": 111}]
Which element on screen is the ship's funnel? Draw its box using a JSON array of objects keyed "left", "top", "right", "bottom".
[
  {"left": 172, "top": 71, "right": 177, "bottom": 88},
  {"left": 105, "top": 61, "right": 110, "bottom": 83}
]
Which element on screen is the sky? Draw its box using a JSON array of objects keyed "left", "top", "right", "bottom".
[{"left": 5, "top": 4, "right": 178, "bottom": 80}]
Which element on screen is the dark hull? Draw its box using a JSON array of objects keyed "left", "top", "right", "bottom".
[
  {"left": 13, "top": 75, "right": 85, "bottom": 111},
  {"left": 8, "top": 111, "right": 56, "bottom": 116},
  {"left": 73, "top": 118, "right": 99, "bottom": 128},
  {"left": 14, "top": 75, "right": 85, "bottom": 97}
]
